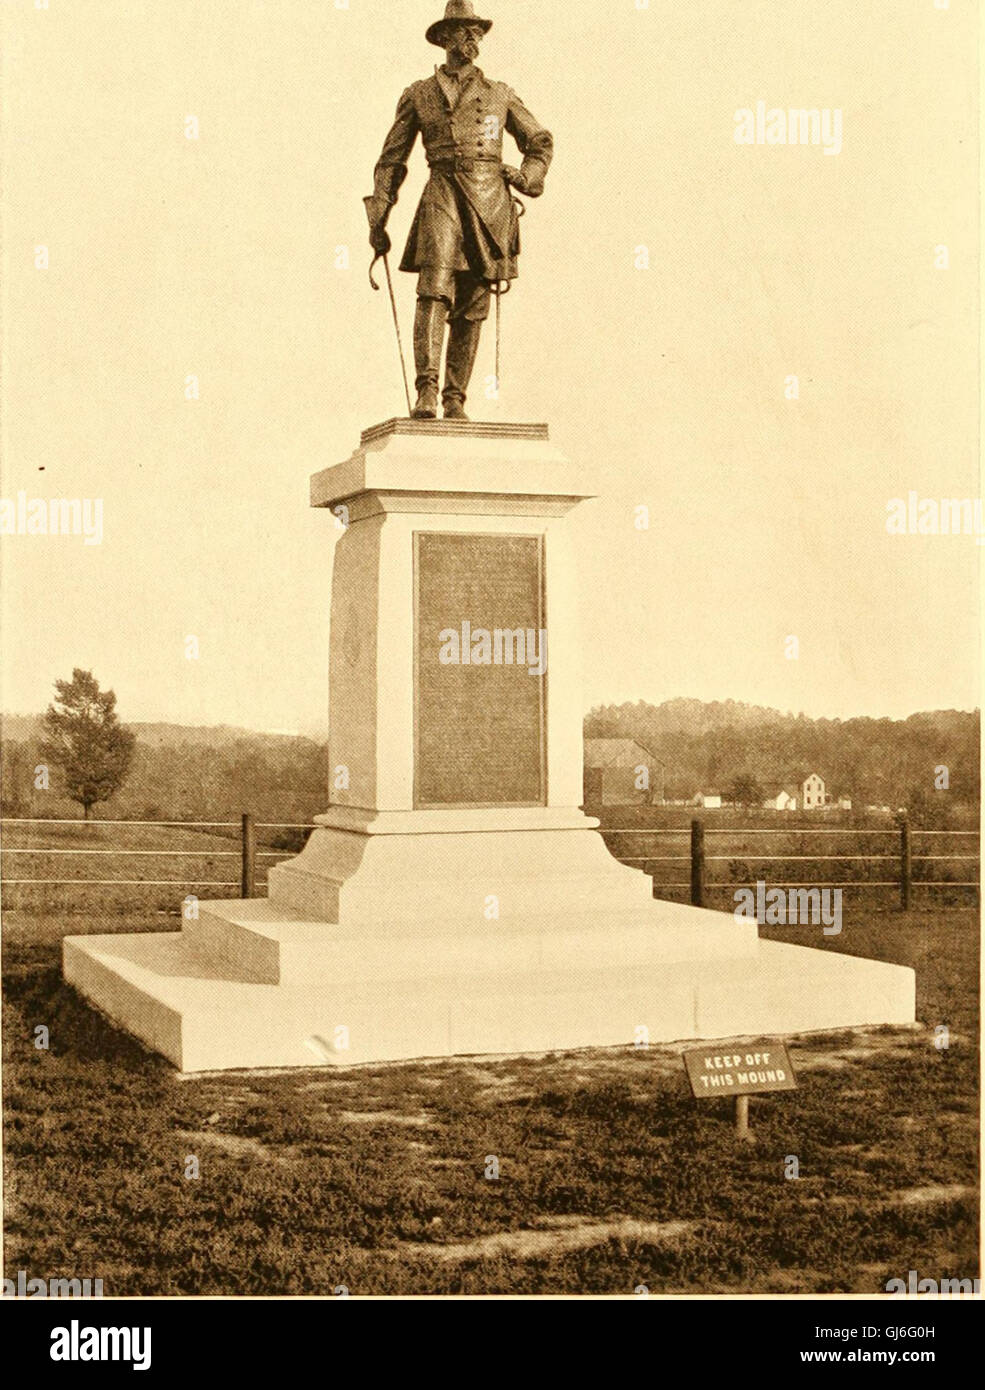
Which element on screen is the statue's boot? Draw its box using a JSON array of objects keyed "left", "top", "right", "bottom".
[
  {"left": 442, "top": 317, "right": 482, "bottom": 421},
  {"left": 411, "top": 298, "right": 446, "bottom": 419}
]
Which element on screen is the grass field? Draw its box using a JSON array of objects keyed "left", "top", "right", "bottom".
[{"left": 2, "top": 900, "right": 979, "bottom": 1296}]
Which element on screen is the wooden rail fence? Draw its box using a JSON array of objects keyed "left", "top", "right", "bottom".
[
  {"left": 0, "top": 815, "right": 310, "bottom": 898},
  {"left": 0, "top": 816, "right": 979, "bottom": 908},
  {"left": 606, "top": 818, "right": 979, "bottom": 908}
]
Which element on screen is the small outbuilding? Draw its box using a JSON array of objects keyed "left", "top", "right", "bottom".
[{"left": 583, "top": 738, "right": 664, "bottom": 806}]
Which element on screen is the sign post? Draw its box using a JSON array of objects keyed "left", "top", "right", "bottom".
[
  {"left": 734, "top": 1093, "right": 751, "bottom": 1141},
  {"left": 683, "top": 1038, "right": 797, "bottom": 1142}
]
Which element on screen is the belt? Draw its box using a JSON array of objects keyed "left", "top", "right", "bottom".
[{"left": 429, "top": 157, "right": 502, "bottom": 174}]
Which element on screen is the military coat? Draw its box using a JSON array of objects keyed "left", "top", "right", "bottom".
[{"left": 368, "top": 65, "right": 553, "bottom": 287}]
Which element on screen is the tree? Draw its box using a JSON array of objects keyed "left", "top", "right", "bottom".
[
  {"left": 39, "top": 669, "right": 136, "bottom": 818},
  {"left": 729, "top": 773, "right": 764, "bottom": 809}
]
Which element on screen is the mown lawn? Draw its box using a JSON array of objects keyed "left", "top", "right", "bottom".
[{"left": 2, "top": 905, "right": 978, "bottom": 1296}]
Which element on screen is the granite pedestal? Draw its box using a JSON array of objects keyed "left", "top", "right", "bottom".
[{"left": 64, "top": 421, "right": 915, "bottom": 1070}]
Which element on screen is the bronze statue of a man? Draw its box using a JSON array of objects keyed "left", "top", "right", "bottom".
[{"left": 364, "top": 1, "right": 553, "bottom": 420}]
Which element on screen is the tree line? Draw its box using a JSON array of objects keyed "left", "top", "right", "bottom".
[
  {"left": 585, "top": 698, "right": 980, "bottom": 818},
  {"left": 2, "top": 674, "right": 978, "bottom": 828}
]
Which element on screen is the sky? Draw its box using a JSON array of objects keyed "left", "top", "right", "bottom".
[{"left": 0, "top": 0, "right": 979, "bottom": 736}]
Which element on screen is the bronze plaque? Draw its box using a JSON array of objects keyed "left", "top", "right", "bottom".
[{"left": 414, "top": 532, "right": 547, "bottom": 808}]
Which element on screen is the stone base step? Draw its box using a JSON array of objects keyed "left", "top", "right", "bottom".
[
  {"left": 266, "top": 823, "right": 658, "bottom": 927},
  {"left": 182, "top": 897, "right": 759, "bottom": 985},
  {"left": 63, "top": 931, "right": 916, "bottom": 1073}
]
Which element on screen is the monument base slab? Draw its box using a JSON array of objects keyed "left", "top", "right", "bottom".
[{"left": 63, "top": 924, "right": 915, "bottom": 1073}]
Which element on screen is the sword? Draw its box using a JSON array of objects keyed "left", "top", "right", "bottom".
[
  {"left": 369, "top": 249, "right": 413, "bottom": 418},
  {"left": 493, "top": 192, "right": 526, "bottom": 399},
  {"left": 495, "top": 279, "right": 507, "bottom": 392},
  {"left": 365, "top": 173, "right": 411, "bottom": 417}
]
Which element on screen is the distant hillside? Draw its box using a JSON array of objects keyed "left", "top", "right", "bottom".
[
  {"left": 2, "top": 700, "right": 978, "bottom": 826},
  {"left": 603, "top": 698, "right": 800, "bottom": 736},
  {"left": 0, "top": 716, "right": 313, "bottom": 748},
  {"left": 0, "top": 718, "right": 328, "bottom": 827},
  {"left": 585, "top": 700, "right": 980, "bottom": 815}
]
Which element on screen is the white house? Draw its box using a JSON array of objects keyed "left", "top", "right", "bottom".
[
  {"left": 761, "top": 774, "right": 831, "bottom": 811},
  {"left": 764, "top": 786, "right": 799, "bottom": 811},
  {"left": 801, "top": 773, "right": 826, "bottom": 810},
  {"left": 692, "top": 792, "right": 723, "bottom": 809}
]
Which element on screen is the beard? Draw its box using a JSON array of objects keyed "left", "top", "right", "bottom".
[{"left": 447, "top": 33, "right": 480, "bottom": 64}]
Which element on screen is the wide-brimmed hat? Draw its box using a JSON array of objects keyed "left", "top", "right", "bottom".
[{"left": 426, "top": 1, "right": 493, "bottom": 48}]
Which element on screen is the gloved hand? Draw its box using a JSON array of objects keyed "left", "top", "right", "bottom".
[
  {"left": 369, "top": 223, "right": 391, "bottom": 255},
  {"left": 501, "top": 164, "right": 529, "bottom": 195}
]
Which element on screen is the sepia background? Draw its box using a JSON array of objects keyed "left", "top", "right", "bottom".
[{"left": 1, "top": 0, "right": 979, "bottom": 734}]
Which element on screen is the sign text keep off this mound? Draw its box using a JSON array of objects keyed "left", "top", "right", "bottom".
[{"left": 683, "top": 1040, "right": 798, "bottom": 1098}]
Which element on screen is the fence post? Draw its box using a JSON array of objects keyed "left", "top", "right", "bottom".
[
  {"left": 691, "top": 819, "right": 705, "bottom": 907},
  {"left": 241, "top": 812, "right": 256, "bottom": 899},
  {"left": 899, "top": 816, "right": 911, "bottom": 911}
]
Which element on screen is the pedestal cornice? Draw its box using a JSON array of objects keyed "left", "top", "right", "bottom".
[{"left": 310, "top": 419, "right": 595, "bottom": 514}]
